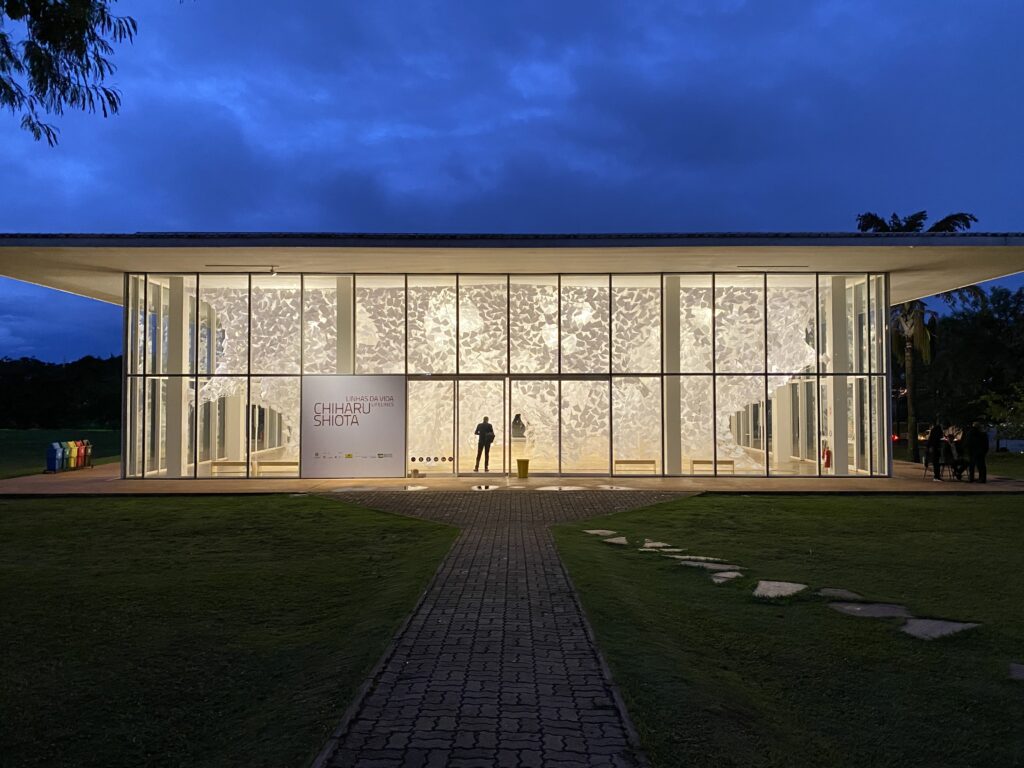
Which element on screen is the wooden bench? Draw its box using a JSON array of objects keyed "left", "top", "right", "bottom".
[
  {"left": 689, "top": 458, "right": 735, "bottom": 474},
  {"left": 211, "top": 460, "right": 247, "bottom": 477},
  {"left": 614, "top": 458, "right": 658, "bottom": 475},
  {"left": 253, "top": 460, "right": 299, "bottom": 477}
]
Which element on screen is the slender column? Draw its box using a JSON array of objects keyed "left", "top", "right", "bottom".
[{"left": 663, "top": 276, "right": 682, "bottom": 474}]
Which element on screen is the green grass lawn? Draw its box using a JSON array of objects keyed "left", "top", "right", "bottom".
[
  {"left": 988, "top": 451, "right": 1024, "bottom": 480},
  {"left": 0, "top": 495, "right": 457, "bottom": 768},
  {"left": 554, "top": 494, "right": 1024, "bottom": 768},
  {"left": 0, "top": 428, "right": 121, "bottom": 478}
]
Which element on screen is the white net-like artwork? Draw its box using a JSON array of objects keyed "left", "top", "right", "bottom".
[
  {"left": 715, "top": 281, "right": 764, "bottom": 373},
  {"left": 612, "top": 285, "right": 660, "bottom": 373},
  {"left": 678, "top": 284, "right": 713, "bottom": 372},
  {"left": 408, "top": 380, "right": 454, "bottom": 473},
  {"left": 198, "top": 282, "right": 248, "bottom": 376},
  {"left": 303, "top": 286, "right": 338, "bottom": 374},
  {"left": 250, "top": 282, "right": 301, "bottom": 374},
  {"left": 612, "top": 377, "right": 661, "bottom": 472},
  {"left": 767, "top": 285, "right": 816, "bottom": 375},
  {"left": 459, "top": 280, "right": 507, "bottom": 373},
  {"left": 561, "top": 380, "right": 609, "bottom": 472},
  {"left": 561, "top": 281, "right": 610, "bottom": 373},
  {"left": 510, "top": 279, "right": 558, "bottom": 373},
  {"left": 408, "top": 281, "right": 456, "bottom": 373},
  {"left": 459, "top": 381, "right": 504, "bottom": 472},
  {"left": 510, "top": 380, "right": 558, "bottom": 472},
  {"left": 356, "top": 282, "right": 405, "bottom": 374}
]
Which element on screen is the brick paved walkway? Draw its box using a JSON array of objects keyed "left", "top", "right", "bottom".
[{"left": 315, "top": 490, "right": 683, "bottom": 768}]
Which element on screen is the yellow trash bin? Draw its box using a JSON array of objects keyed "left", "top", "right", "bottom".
[{"left": 516, "top": 458, "right": 530, "bottom": 479}]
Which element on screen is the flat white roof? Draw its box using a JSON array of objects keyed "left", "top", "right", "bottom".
[{"left": 1, "top": 232, "right": 1022, "bottom": 305}]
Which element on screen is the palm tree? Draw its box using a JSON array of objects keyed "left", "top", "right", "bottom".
[{"left": 855, "top": 210, "right": 984, "bottom": 462}]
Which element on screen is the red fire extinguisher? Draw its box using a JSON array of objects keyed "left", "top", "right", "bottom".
[{"left": 822, "top": 441, "right": 832, "bottom": 470}]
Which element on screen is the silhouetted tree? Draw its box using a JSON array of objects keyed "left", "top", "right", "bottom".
[
  {"left": 856, "top": 210, "right": 984, "bottom": 461},
  {"left": 0, "top": 0, "right": 136, "bottom": 144}
]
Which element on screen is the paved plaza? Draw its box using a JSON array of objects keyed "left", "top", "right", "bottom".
[{"left": 313, "top": 490, "right": 683, "bottom": 768}]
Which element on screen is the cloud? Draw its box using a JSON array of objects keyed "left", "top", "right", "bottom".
[{"left": 1, "top": 0, "right": 1022, "bottom": 357}]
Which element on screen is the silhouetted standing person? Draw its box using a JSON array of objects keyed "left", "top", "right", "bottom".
[
  {"left": 966, "top": 423, "right": 989, "bottom": 483},
  {"left": 474, "top": 416, "right": 494, "bottom": 472},
  {"left": 925, "top": 423, "right": 944, "bottom": 481}
]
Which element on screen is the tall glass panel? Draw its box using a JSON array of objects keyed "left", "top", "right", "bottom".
[
  {"left": 127, "top": 274, "right": 145, "bottom": 374},
  {"left": 561, "top": 276, "right": 610, "bottom": 374},
  {"left": 612, "top": 276, "right": 660, "bottom": 373},
  {"left": 250, "top": 275, "right": 300, "bottom": 374},
  {"left": 664, "top": 375, "right": 714, "bottom": 474},
  {"left": 303, "top": 275, "right": 354, "bottom": 374},
  {"left": 819, "top": 274, "right": 869, "bottom": 374},
  {"left": 146, "top": 275, "right": 197, "bottom": 375},
  {"left": 355, "top": 276, "right": 405, "bottom": 374},
  {"left": 249, "top": 376, "right": 300, "bottom": 477},
  {"left": 125, "top": 376, "right": 143, "bottom": 477},
  {"left": 664, "top": 275, "right": 712, "bottom": 373},
  {"left": 560, "top": 379, "right": 609, "bottom": 473},
  {"left": 198, "top": 275, "right": 249, "bottom": 375},
  {"left": 408, "top": 380, "right": 455, "bottom": 475},
  {"left": 197, "top": 376, "right": 248, "bottom": 477},
  {"left": 509, "top": 276, "right": 558, "bottom": 374},
  {"left": 145, "top": 376, "right": 195, "bottom": 478},
  {"left": 767, "top": 275, "right": 816, "bottom": 374},
  {"left": 458, "top": 380, "right": 505, "bottom": 473},
  {"left": 768, "top": 375, "right": 817, "bottom": 476},
  {"left": 408, "top": 276, "right": 456, "bottom": 374},
  {"left": 715, "top": 275, "right": 765, "bottom": 373},
  {"left": 459, "top": 276, "right": 507, "bottom": 374},
  {"left": 716, "top": 375, "right": 766, "bottom": 475},
  {"left": 869, "top": 274, "right": 887, "bottom": 374},
  {"left": 510, "top": 379, "right": 559, "bottom": 473},
  {"left": 612, "top": 377, "right": 661, "bottom": 474}
]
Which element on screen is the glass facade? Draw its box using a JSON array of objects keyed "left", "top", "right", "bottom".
[{"left": 124, "top": 272, "right": 890, "bottom": 478}]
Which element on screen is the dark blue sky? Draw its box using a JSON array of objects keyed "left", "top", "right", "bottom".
[{"left": 2, "top": 0, "right": 1022, "bottom": 361}]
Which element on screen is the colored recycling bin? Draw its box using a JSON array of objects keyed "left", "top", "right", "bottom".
[
  {"left": 46, "top": 442, "right": 65, "bottom": 473},
  {"left": 82, "top": 439, "right": 93, "bottom": 467},
  {"left": 75, "top": 440, "right": 86, "bottom": 467},
  {"left": 63, "top": 441, "right": 77, "bottom": 470}
]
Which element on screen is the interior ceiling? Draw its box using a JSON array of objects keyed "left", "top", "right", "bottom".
[{"left": 1, "top": 237, "right": 1022, "bottom": 305}]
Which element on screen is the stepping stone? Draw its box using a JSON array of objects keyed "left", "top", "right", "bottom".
[
  {"left": 537, "top": 485, "right": 586, "bottom": 491},
  {"left": 818, "top": 588, "right": 863, "bottom": 601},
  {"left": 602, "top": 537, "right": 629, "bottom": 546},
  {"left": 711, "top": 571, "right": 743, "bottom": 584},
  {"left": 754, "top": 580, "right": 807, "bottom": 598},
  {"left": 677, "top": 560, "right": 741, "bottom": 572},
  {"left": 641, "top": 540, "right": 672, "bottom": 549},
  {"left": 664, "top": 555, "right": 723, "bottom": 562},
  {"left": 829, "top": 602, "right": 911, "bottom": 619},
  {"left": 900, "top": 618, "right": 979, "bottom": 640},
  {"left": 1010, "top": 663, "right": 1024, "bottom": 682},
  {"left": 584, "top": 529, "right": 617, "bottom": 536},
  {"left": 404, "top": 485, "right": 428, "bottom": 491},
  {"left": 598, "top": 485, "right": 636, "bottom": 490}
]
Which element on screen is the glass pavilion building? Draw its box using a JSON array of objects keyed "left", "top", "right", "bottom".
[{"left": 3, "top": 232, "right": 1021, "bottom": 481}]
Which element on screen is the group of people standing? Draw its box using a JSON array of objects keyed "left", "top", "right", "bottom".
[{"left": 925, "top": 422, "right": 989, "bottom": 483}]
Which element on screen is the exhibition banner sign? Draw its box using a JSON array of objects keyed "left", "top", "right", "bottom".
[{"left": 300, "top": 375, "right": 406, "bottom": 478}]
